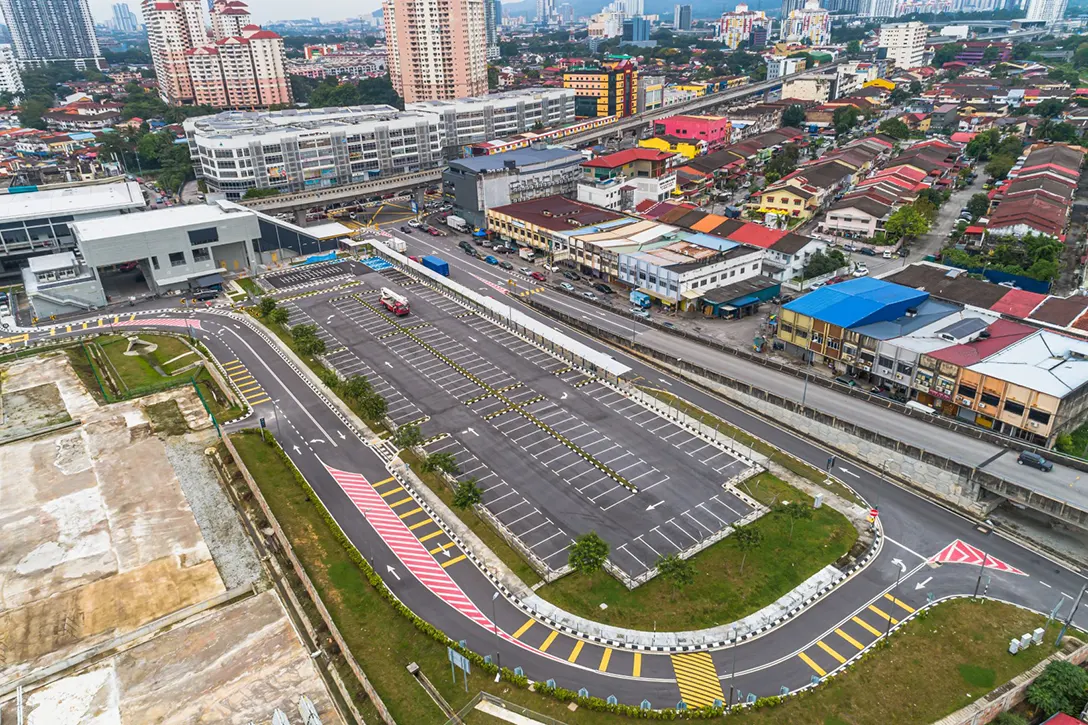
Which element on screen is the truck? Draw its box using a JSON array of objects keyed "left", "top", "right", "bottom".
[
  {"left": 389, "top": 238, "right": 407, "bottom": 253},
  {"left": 379, "top": 287, "right": 410, "bottom": 315},
  {"left": 518, "top": 247, "right": 535, "bottom": 262},
  {"left": 630, "top": 290, "right": 651, "bottom": 309},
  {"left": 446, "top": 214, "right": 468, "bottom": 233},
  {"left": 421, "top": 255, "right": 449, "bottom": 276}
]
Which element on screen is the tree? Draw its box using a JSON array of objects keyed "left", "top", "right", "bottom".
[
  {"left": 878, "top": 118, "right": 911, "bottom": 140},
  {"left": 569, "top": 531, "right": 609, "bottom": 574},
  {"left": 1012, "top": 42, "right": 1033, "bottom": 60},
  {"left": 1035, "top": 98, "right": 1066, "bottom": 118},
  {"left": 18, "top": 99, "right": 48, "bottom": 130},
  {"left": 992, "top": 714, "right": 1028, "bottom": 725},
  {"left": 243, "top": 187, "right": 280, "bottom": 199},
  {"left": 341, "top": 375, "right": 373, "bottom": 403},
  {"left": 257, "top": 297, "right": 278, "bottom": 317},
  {"left": 487, "top": 65, "right": 499, "bottom": 90},
  {"left": 782, "top": 103, "right": 806, "bottom": 128},
  {"left": 966, "top": 192, "right": 991, "bottom": 219},
  {"left": 885, "top": 204, "right": 931, "bottom": 240},
  {"left": 422, "top": 451, "right": 460, "bottom": 476},
  {"left": 267, "top": 307, "right": 289, "bottom": 325},
  {"left": 291, "top": 323, "right": 326, "bottom": 355},
  {"left": 982, "top": 45, "right": 1001, "bottom": 62},
  {"left": 833, "top": 106, "right": 859, "bottom": 136},
  {"left": 932, "top": 43, "right": 964, "bottom": 67},
  {"left": 656, "top": 553, "right": 695, "bottom": 589},
  {"left": 984, "top": 154, "right": 1015, "bottom": 181},
  {"left": 1026, "top": 660, "right": 1088, "bottom": 716},
  {"left": 803, "top": 249, "right": 847, "bottom": 277},
  {"left": 846, "top": 39, "right": 861, "bottom": 55},
  {"left": 779, "top": 501, "right": 813, "bottom": 542},
  {"left": 452, "top": 477, "right": 483, "bottom": 509},
  {"left": 733, "top": 524, "right": 763, "bottom": 574},
  {"left": 358, "top": 392, "right": 387, "bottom": 421},
  {"left": 392, "top": 423, "right": 423, "bottom": 451}
]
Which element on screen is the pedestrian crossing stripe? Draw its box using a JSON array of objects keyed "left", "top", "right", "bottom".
[
  {"left": 868, "top": 604, "right": 898, "bottom": 625},
  {"left": 440, "top": 554, "right": 466, "bottom": 568},
  {"left": 380, "top": 486, "right": 406, "bottom": 498},
  {"left": 248, "top": 396, "right": 271, "bottom": 405},
  {"left": 852, "top": 616, "right": 882, "bottom": 637},
  {"left": 398, "top": 506, "right": 423, "bottom": 519},
  {"left": 512, "top": 618, "right": 535, "bottom": 640},
  {"left": 884, "top": 593, "right": 915, "bottom": 613},
  {"left": 540, "top": 630, "right": 559, "bottom": 652},
  {"left": 835, "top": 628, "right": 864, "bottom": 650},
  {"left": 373, "top": 476, "right": 397, "bottom": 487},
  {"left": 567, "top": 640, "right": 584, "bottom": 663},
  {"left": 598, "top": 648, "right": 612, "bottom": 672},
  {"left": 633, "top": 652, "right": 642, "bottom": 677},
  {"left": 671, "top": 652, "right": 725, "bottom": 708},
  {"left": 237, "top": 382, "right": 261, "bottom": 393},
  {"left": 388, "top": 496, "right": 414, "bottom": 508},
  {"left": 816, "top": 640, "right": 846, "bottom": 664},
  {"left": 418, "top": 530, "right": 444, "bottom": 543},
  {"left": 798, "top": 652, "right": 826, "bottom": 677},
  {"left": 407, "top": 518, "right": 433, "bottom": 530}
]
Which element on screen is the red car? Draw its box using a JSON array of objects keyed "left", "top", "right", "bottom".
[
  {"left": 530, "top": 271, "right": 546, "bottom": 282},
  {"left": 428, "top": 228, "right": 441, "bottom": 236}
]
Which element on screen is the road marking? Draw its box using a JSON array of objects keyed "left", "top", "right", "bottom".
[
  {"left": 671, "top": 652, "right": 725, "bottom": 708},
  {"left": 798, "top": 652, "right": 826, "bottom": 677},
  {"left": 440, "top": 554, "right": 466, "bottom": 568},
  {"left": 568, "top": 640, "right": 584, "bottom": 663},
  {"left": 633, "top": 652, "right": 642, "bottom": 677},
  {"left": 598, "top": 648, "right": 613, "bottom": 672},
  {"left": 380, "top": 486, "right": 406, "bottom": 498},
  {"left": 540, "top": 630, "right": 559, "bottom": 652},
  {"left": 835, "top": 628, "right": 864, "bottom": 650},
  {"left": 884, "top": 593, "right": 915, "bottom": 613},
  {"left": 388, "top": 496, "right": 414, "bottom": 508},
  {"left": 397, "top": 507, "right": 424, "bottom": 519},
  {"left": 816, "top": 640, "right": 846, "bottom": 664},
  {"left": 418, "top": 530, "right": 444, "bottom": 543},
  {"left": 429, "top": 542, "right": 456, "bottom": 554},
  {"left": 868, "top": 604, "right": 898, "bottom": 625},
  {"left": 884, "top": 535, "right": 929, "bottom": 561},
  {"left": 853, "top": 616, "right": 882, "bottom": 637},
  {"left": 373, "top": 476, "right": 397, "bottom": 486},
  {"left": 512, "top": 618, "right": 536, "bottom": 640},
  {"left": 407, "top": 518, "right": 433, "bottom": 531}
]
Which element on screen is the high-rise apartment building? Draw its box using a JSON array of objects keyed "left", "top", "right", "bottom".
[
  {"left": 878, "top": 21, "right": 927, "bottom": 68},
  {"left": 783, "top": 0, "right": 831, "bottom": 45},
  {"left": 484, "top": 0, "right": 499, "bottom": 59},
  {"left": 563, "top": 57, "right": 638, "bottom": 118},
  {"left": 536, "top": 0, "right": 554, "bottom": 22},
  {"left": 716, "top": 4, "right": 767, "bottom": 50},
  {"left": 143, "top": 0, "right": 291, "bottom": 107},
  {"left": 0, "top": 0, "right": 102, "bottom": 69},
  {"left": 384, "top": 0, "right": 489, "bottom": 104},
  {"left": 673, "top": 4, "right": 691, "bottom": 29},
  {"left": 781, "top": 0, "right": 805, "bottom": 13},
  {"left": 112, "top": 2, "right": 140, "bottom": 31},
  {"left": 622, "top": 15, "right": 649, "bottom": 41},
  {"left": 0, "top": 44, "right": 24, "bottom": 96},
  {"left": 1026, "top": 0, "right": 1067, "bottom": 24}
]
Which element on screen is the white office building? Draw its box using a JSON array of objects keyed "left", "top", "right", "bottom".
[
  {"left": 406, "top": 88, "right": 576, "bottom": 154},
  {"left": 878, "top": 21, "right": 927, "bottom": 69},
  {"left": 1026, "top": 0, "right": 1068, "bottom": 24},
  {"left": 0, "top": 45, "right": 24, "bottom": 97},
  {"left": 183, "top": 105, "right": 445, "bottom": 199},
  {"left": 765, "top": 55, "right": 806, "bottom": 80}
]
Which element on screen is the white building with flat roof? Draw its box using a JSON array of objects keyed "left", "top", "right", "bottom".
[
  {"left": 0, "top": 181, "right": 146, "bottom": 273},
  {"left": 183, "top": 105, "right": 445, "bottom": 199},
  {"left": 878, "top": 21, "right": 927, "bottom": 69},
  {"left": 406, "top": 88, "right": 576, "bottom": 152}
]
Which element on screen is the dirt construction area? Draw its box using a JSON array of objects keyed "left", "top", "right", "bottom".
[{"left": 0, "top": 351, "right": 339, "bottom": 724}]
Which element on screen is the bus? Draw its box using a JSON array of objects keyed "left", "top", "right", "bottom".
[{"left": 380, "top": 287, "right": 410, "bottom": 316}]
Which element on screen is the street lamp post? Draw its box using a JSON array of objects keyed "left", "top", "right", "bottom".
[
  {"left": 491, "top": 591, "right": 502, "bottom": 671},
  {"left": 973, "top": 551, "right": 989, "bottom": 599},
  {"left": 887, "top": 564, "right": 904, "bottom": 637},
  {"left": 728, "top": 631, "right": 739, "bottom": 707}
]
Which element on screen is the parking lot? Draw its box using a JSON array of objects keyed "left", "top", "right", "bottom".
[
  {"left": 291, "top": 268, "right": 757, "bottom": 578},
  {"left": 263, "top": 261, "right": 353, "bottom": 290}
]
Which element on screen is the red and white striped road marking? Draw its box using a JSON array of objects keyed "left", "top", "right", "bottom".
[
  {"left": 324, "top": 463, "right": 493, "bottom": 628},
  {"left": 115, "top": 318, "right": 203, "bottom": 330},
  {"left": 930, "top": 539, "right": 1027, "bottom": 576}
]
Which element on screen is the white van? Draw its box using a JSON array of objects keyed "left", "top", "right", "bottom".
[{"left": 905, "top": 400, "right": 935, "bottom": 415}]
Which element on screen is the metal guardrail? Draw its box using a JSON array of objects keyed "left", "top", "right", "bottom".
[{"left": 239, "top": 168, "right": 444, "bottom": 212}]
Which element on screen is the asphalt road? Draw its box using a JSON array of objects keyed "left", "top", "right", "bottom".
[
  {"left": 18, "top": 271, "right": 1088, "bottom": 710},
  {"left": 394, "top": 226, "right": 1088, "bottom": 516}
]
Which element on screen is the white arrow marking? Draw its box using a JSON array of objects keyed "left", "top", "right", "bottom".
[
  {"left": 292, "top": 445, "right": 301, "bottom": 454},
  {"left": 387, "top": 565, "right": 400, "bottom": 581},
  {"left": 443, "top": 547, "right": 452, "bottom": 558},
  {"left": 583, "top": 315, "right": 590, "bottom": 319},
  {"left": 337, "top": 431, "right": 346, "bottom": 440},
  {"left": 659, "top": 378, "right": 672, "bottom": 387},
  {"left": 646, "top": 501, "right": 664, "bottom": 511},
  {"left": 469, "top": 336, "right": 478, "bottom": 343},
  {"left": 892, "top": 558, "right": 906, "bottom": 573},
  {"left": 384, "top": 361, "right": 393, "bottom": 368},
  {"left": 327, "top": 315, "right": 335, "bottom": 322},
  {"left": 915, "top": 576, "right": 933, "bottom": 590},
  {"left": 462, "top": 427, "right": 478, "bottom": 436},
  {"left": 309, "top": 438, "right": 325, "bottom": 444},
  {"left": 561, "top": 392, "right": 568, "bottom": 400},
  {"left": 839, "top": 467, "right": 860, "bottom": 478}
]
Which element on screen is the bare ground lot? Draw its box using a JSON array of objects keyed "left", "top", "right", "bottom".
[{"left": 0, "top": 352, "right": 339, "bottom": 724}]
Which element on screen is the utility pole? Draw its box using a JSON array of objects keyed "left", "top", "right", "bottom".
[
  {"left": 887, "top": 564, "right": 904, "bottom": 637},
  {"left": 1057, "top": 582, "right": 1086, "bottom": 646},
  {"left": 728, "top": 631, "right": 739, "bottom": 707},
  {"left": 973, "top": 551, "right": 989, "bottom": 599}
]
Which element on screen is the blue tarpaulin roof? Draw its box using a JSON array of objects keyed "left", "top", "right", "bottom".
[{"left": 784, "top": 277, "right": 929, "bottom": 329}]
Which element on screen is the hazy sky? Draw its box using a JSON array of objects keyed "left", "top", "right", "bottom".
[{"left": 88, "top": 0, "right": 385, "bottom": 27}]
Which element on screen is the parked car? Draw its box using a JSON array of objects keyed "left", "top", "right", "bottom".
[
  {"left": 662, "top": 321, "right": 676, "bottom": 329},
  {"left": 834, "top": 376, "right": 857, "bottom": 387},
  {"left": 400, "top": 226, "right": 413, "bottom": 234},
  {"left": 852, "top": 265, "right": 869, "bottom": 277},
  {"left": 428, "top": 228, "right": 442, "bottom": 236},
  {"left": 499, "top": 260, "right": 513, "bottom": 270},
  {"left": 582, "top": 291, "right": 598, "bottom": 300},
  {"left": 593, "top": 283, "right": 615, "bottom": 295},
  {"left": 519, "top": 267, "right": 532, "bottom": 275},
  {"left": 860, "top": 248, "right": 877, "bottom": 257},
  {"left": 484, "top": 255, "right": 498, "bottom": 265},
  {"left": 562, "top": 270, "right": 581, "bottom": 281},
  {"left": 458, "top": 240, "right": 474, "bottom": 253},
  {"left": 560, "top": 282, "right": 575, "bottom": 291},
  {"left": 630, "top": 308, "right": 651, "bottom": 319},
  {"left": 1017, "top": 450, "right": 1053, "bottom": 472},
  {"left": 530, "top": 271, "right": 547, "bottom": 282},
  {"left": 842, "top": 244, "right": 857, "bottom": 252},
  {"left": 408, "top": 219, "right": 421, "bottom": 227},
  {"left": 882, "top": 251, "right": 893, "bottom": 259},
  {"left": 898, "top": 248, "right": 909, "bottom": 258}
]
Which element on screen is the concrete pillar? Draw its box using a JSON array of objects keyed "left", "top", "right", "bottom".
[
  {"left": 413, "top": 186, "right": 426, "bottom": 212},
  {"left": 294, "top": 208, "right": 306, "bottom": 227}
]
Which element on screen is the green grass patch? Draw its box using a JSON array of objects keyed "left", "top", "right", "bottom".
[
  {"left": 235, "top": 277, "right": 262, "bottom": 298},
  {"left": 401, "top": 449, "right": 542, "bottom": 587},
  {"left": 639, "top": 386, "right": 863, "bottom": 506},
  {"left": 94, "top": 334, "right": 196, "bottom": 391},
  {"left": 230, "top": 432, "right": 637, "bottom": 725},
  {"left": 737, "top": 599, "right": 1071, "bottom": 725},
  {"left": 535, "top": 473, "right": 858, "bottom": 631},
  {"left": 145, "top": 399, "right": 190, "bottom": 436}
]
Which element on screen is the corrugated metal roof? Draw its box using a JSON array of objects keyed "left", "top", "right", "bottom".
[{"left": 784, "top": 278, "right": 929, "bottom": 329}]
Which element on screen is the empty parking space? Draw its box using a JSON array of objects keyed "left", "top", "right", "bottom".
[{"left": 264, "top": 262, "right": 351, "bottom": 289}]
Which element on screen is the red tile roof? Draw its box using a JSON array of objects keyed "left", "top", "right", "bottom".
[
  {"left": 990, "top": 289, "right": 1047, "bottom": 318},
  {"left": 582, "top": 148, "right": 675, "bottom": 168},
  {"left": 929, "top": 319, "right": 1036, "bottom": 366},
  {"left": 722, "top": 222, "right": 786, "bottom": 248}
]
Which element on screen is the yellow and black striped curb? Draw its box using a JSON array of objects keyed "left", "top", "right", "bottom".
[
  {"left": 495, "top": 382, "right": 522, "bottom": 393},
  {"left": 484, "top": 406, "right": 514, "bottom": 420},
  {"left": 455, "top": 310, "right": 474, "bottom": 318},
  {"left": 403, "top": 414, "right": 430, "bottom": 428},
  {"left": 352, "top": 294, "right": 638, "bottom": 494},
  {"left": 403, "top": 323, "right": 430, "bottom": 332},
  {"left": 552, "top": 366, "right": 573, "bottom": 376},
  {"left": 574, "top": 378, "right": 594, "bottom": 388},
  {"left": 378, "top": 330, "right": 401, "bottom": 340},
  {"left": 522, "top": 394, "right": 545, "bottom": 407},
  {"left": 464, "top": 391, "right": 494, "bottom": 406},
  {"left": 421, "top": 432, "right": 448, "bottom": 446},
  {"left": 276, "top": 279, "right": 361, "bottom": 302},
  {"left": 327, "top": 346, "right": 347, "bottom": 355}
]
